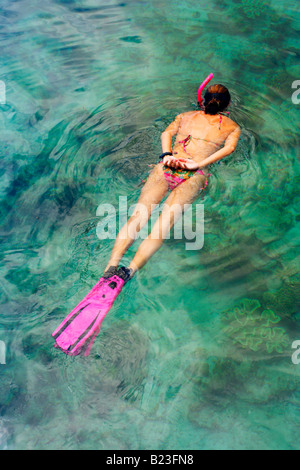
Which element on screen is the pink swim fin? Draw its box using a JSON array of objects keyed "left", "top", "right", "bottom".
[{"left": 52, "top": 267, "right": 131, "bottom": 356}]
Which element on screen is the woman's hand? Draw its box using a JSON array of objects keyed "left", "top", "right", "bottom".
[
  {"left": 177, "top": 158, "right": 200, "bottom": 171},
  {"left": 163, "top": 156, "right": 199, "bottom": 171},
  {"left": 163, "top": 156, "right": 181, "bottom": 169}
]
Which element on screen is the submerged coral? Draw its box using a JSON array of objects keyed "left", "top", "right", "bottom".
[
  {"left": 239, "top": 0, "right": 268, "bottom": 19},
  {"left": 187, "top": 354, "right": 299, "bottom": 426},
  {"left": 221, "top": 298, "right": 290, "bottom": 355},
  {"left": 92, "top": 320, "right": 149, "bottom": 402},
  {"left": 263, "top": 281, "right": 300, "bottom": 317}
]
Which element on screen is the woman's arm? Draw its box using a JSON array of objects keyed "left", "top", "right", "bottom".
[
  {"left": 167, "top": 125, "right": 241, "bottom": 171},
  {"left": 161, "top": 114, "right": 183, "bottom": 153},
  {"left": 197, "top": 126, "right": 241, "bottom": 169}
]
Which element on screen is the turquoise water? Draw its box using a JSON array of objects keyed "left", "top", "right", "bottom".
[{"left": 0, "top": 0, "right": 299, "bottom": 450}]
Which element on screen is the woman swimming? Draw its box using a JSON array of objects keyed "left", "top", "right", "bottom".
[
  {"left": 52, "top": 82, "right": 241, "bottom": 355},
  {"left": 104, "top": 84, "right": 241, "bottom": 280}
]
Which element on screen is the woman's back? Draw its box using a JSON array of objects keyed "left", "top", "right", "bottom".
[{"left": 173, "top": 110, "right": 239, "bottom": 162}]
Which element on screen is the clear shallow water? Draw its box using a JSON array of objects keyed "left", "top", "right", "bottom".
[{"left": 0, "top": 0, "right": 299, "bottom": 450}]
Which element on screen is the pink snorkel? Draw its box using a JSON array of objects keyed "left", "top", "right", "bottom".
[{"left": 197, "top": 72, "right": 214, "bottom": 106}]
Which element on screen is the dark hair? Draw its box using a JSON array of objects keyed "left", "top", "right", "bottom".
[{"left": 204, "top": 84, "right": 231, "bottom": 115}]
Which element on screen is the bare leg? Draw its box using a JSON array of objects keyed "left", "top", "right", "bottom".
[
  {"left": 128, "top": 173, "right": 206, "bottom": 273},
  {"left": 105, "top": 164, "right": 168, "bottom": 271}
]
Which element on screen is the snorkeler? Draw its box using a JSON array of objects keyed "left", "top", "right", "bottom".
[{"left": 53, "top": 75, "right": 241, "bottom": 356}]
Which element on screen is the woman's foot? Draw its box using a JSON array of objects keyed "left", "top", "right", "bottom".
[
  {"left": 117, "top": 266, "right": 135, "bottom": 283},
  {"left": 103, "top": 265, "right": 119, "bottom": 279}
]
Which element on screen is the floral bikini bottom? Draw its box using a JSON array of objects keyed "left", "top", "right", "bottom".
[{"left": 161, "top": 163, "right": 211, "bottom": 193}]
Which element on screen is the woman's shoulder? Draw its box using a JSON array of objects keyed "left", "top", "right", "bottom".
[
  {"left": 222, "top": 114, "right": 240, "bottom": 130},
  {"left": 180, "top": 111, "right": 198, "bottom": 118},
  {"left": 177, "top": 111, "right": 198, "bottom": 122}
]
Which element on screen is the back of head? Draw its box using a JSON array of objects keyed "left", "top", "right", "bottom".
[{"left": 204, "top": 84, "right": 231, "bottom": 115}]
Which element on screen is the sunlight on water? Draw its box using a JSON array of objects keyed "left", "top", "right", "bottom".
[{"left": 0, "top": 0, "right": 299, "bottom": 450}]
